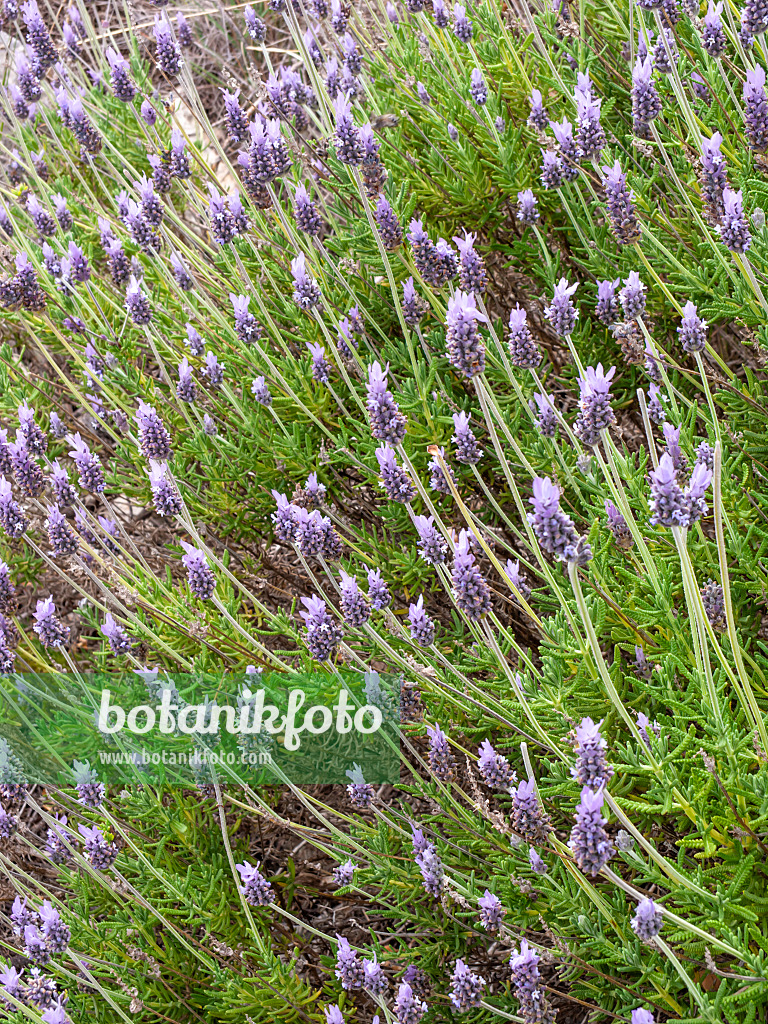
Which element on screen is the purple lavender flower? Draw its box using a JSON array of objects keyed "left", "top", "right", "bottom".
[
  {"left": 376, "top": 445, "right": 416, "bottom": 502},
  {"left": 333, "top": 94, "right": 362, "bottom": 165},
  {"left": 105, "top": 239, "right": 129, "bottom": 286},
  {"left": 180, "top": 541, "right": 216, "bottom": 600},
  {"left": 632, "top": 56, "right": 661, "bottom": 137},
  {"left": 0, "top": 478, "right": 28, "bottom": 539},
  {"left": 45, "top": 506, "right": 78, "bottom": 556},
  {"left": 248, "top": 375, "right": 272, "bottom": 407},
  {"left": 511, "top": 778, "right": 551, "bottom": 842},
  {"left": 576, "top": 93, "right": 605, "bottom": 159},
  {"left": 452, "top": 529, "right": 491, "bottom": 620},
  {"left": 11, "top": 895, "right": 36, "bottom": 935},
  {"left": 0, "top": 805, "right": 17, "bottom": 839},
  {"left": 544, "top": 278, "right": 578, "bottom": 336},
  {"left": 550, "top": 118, "right": 580, "bottom": 180},
  {"left": 451, "top": 232, "right": 487, "bottom": 295},
  {"left": 363, "top": 955, "right": 388, "bottom": 996},
  {"left": 719, "top": 188, "right": 752, "bottom": 253},
  {"left": 66, "top": 433, "right": 104, "bottom": 493},
  {"left": 505, "top": 559, "right": 532, "bottom": 600},
  {"left": 414, "top": 514, "right": 447, "bottom": 564},
  {"left": 704, "top": 0, "right": 729, "bottom": 52},
  {"left": 148, "top": 461, "right": 182, "bottom": 517},
  {"left": 203, "top": 351, "right": 223, "bottom": 389},
  {"left": 300, "top": 594, "right": 343, "bottom": 661},
  {"left": 292, "top": 183, "right": 322, "bottom": 237},
  {"left": 528, "top": 477, "right": 591, "bottom": 564},
  {"left": 602, "top": 160, "right": 639, "bottom": 245},
  {"left": 691, "top": 71, "right": 712, "bottom": 106},
  {"left": 569, "top": 786, "right": 614, "bottom": 876},
  {"left": 408, "top": 595, "right": 435, "bottom": 647},
  {"left": 338, "top": 572, "right": 370, "bottom": 628},
  {"left": 367, "top": 568, "right": 391, "bottom": 609},
  {"left": 744, "top": 66, "right": 768, "bottom": 152},
  {"left": 9, "top": 436, "right": 43, "bottom": 497},
  {"left": 701, "top": 578, "right": 726, "bottom": 630},
  {"left": 292, "top": 253, "right": 321, "bottom": 310},
  {"left": 373, "top": 195, "right": 403, "bottom": 249},
  {"left": 244, "top": 4, "right": 266, "bottom": 38},
  {"left": 21, "top": 0, "right": 57, "bottom": 69},
  {"left": 573, "top": 717, "right": 614, "bottom": 789},
  {"left": 27, "top": 194, "right": 56, "bottom": 237},
  {"left": 509, "top": 940, "right": 554, "bottom": 1024},
  {"left": 335, "top": 935, "right": 364, "bottom": 989},
  {"left": 529, "top": 848, "right": 547, "bottom": 874},
  {"left": 410, "top": 221, "right": 458, "bottom": 288},
  {"left": 169, "top": 128, "right": 190, "bottom": 179},
  {"left": 619, "top": 271, "right": 646, "bottom": 319},
  {"left": 24, "top": 924, "right": 50, "bottom": 965},
  {"left": 106, "top": 46, "right": 136, "bottom": 102},
  {"left": 450, "top": 959, "right": 485, "bottom": 1011},
  {"left": 529, "top": 391, "right": 557, "bottom": 437},
  {"left": 236, "top": 860, "right": 274, "bottom": 906},
  {"left": 469, "top": 68, "right": 488, "bottom": 105},
  {"left": 445, "top": 290, "right": 487, "bottom": 378},
  {"left": 45, "top": 815, "right": 69, "bottom": 864},
  {"left": 652, "top": 27, "right": 677, "bottom": 73},
  {"left": 136, "top": 402, "right": 172, "bottom": 460},
  {"left": 0, "top": 562, "right": 16, "bottom": 615},
  {"left": 125, "top": 275, "right": 152, "bottom": 325},
  {"left": 333, "top": 859, "right": 356, "bottom": 886},
  {"left": 631, "top": 897, "right": 663, "bottom": 942},
  {"left": 426, "top": 722, "right": 455, "bottom": 780},
  {"left": 230, "top": 294, "right": 262, "bottom": 345},
  {"left": 396, "top": 981, "right": 428, "bottom": 1024},
  {"left": 154, "top": 13, "right": 182, "bottom": 75},
  {"left": 574, "top": 363, "right": 616, "bottom": 445},
  {"left": 645, "top": 383, "right": 665, "bottom": 423},
  {"left": 631, "top": 1006, "right": 655, "bottom": 1024},
  {"left": 528, "top": 88, "right": 548, "bottom": 130},
  {"left": 516, "top": 189, "right": 539, "bottom": 225},
  {"left": 507, "top": 305, "right": 540, "bottom": 367},
  {"left": 676, "top": 300, "right": 708, "bottom": 353},
  {"left": 427, "top": 446, "right": 456, "bottom": 495},
  {"left": 345, "top": 763, "right": 374, "bottom": 808},
  {"left": 168, "top": 251, "right": 193, "bottom": 291},
  {"left": 477, "top": 739, "right": 515, "bottom": 788},
  {"left": 478, "top": 890, "right": 504, "bottom": 932},
  {"left": 176, "top": 357, "right": 197, "bottom": 404},
  {"left": 604, "top": 499, "right": 633, "bottom": 550},
  {"left": 305, "top": 342, "right": 330, "bottom": 384},
  {"left": 141, "top": 99, "right": 157, "bottom": 125},
  {"left": 451, "top": 411, "right": 481, "bottom": 463},
  {"left": 402, "top": 276, "right": 427, "bottom": 327},
  {"left": 366, "top": 362, "right": 407, "bottom": 444},
  {"left": 100, "top": 612, "right": 134, "bottom": 655},
  {"left": 593, "top": 279, "right": 618, "bottom": 325},
  {"left": 33, "top": 597, "right": 70, "bottom": 648},
  {"left": 271, "top": 491, "right": 297, "bottom": 543}
]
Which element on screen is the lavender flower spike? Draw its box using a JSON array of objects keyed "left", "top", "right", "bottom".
[
  {"left": 414, "top": 514, "right": 447, "bottom": 565},
  {"left": 478, "top": 890, "right": 505, "bottom": 932},
  {"left": 449, "top": 959, "right": 485, "bottom": 1011},
  {"left": 291, "top": 253, "right": 321, "bottom": 310},
  {"left": 632, "top": 56, "right": 661, "bottom": 137},
  {"left": 544, "top": 278, "right": 578, "bottom": 336},
  {"left": 408, "top": 595, "right": 436, "bottom": 647},
  {"left": 678, "top": 301, "right": 707, "bottom": 353},
  {"left": 445, "top": 290, "right": 487, "bottom": 378},
  {"left": 744, "top": 66, "right": 768, "bottom": 152},
  {"left": 528, "top": 88, "right": 548, "bottom": 130},
  {"left": 452, "top": 529, "right": 491, "bottom": 620},
  {"left": 649, "top": 453, "right": 712, "bottom": 527},
  {"left": 719, "top": 188, "right": 752, "bottom": 253},
  {"left": 237, "top": 861, "right": 275, "bottom": 905},
  {"left": 300, "top": 595, "right": 343, "bottom": 662},
  {"left": 477, "top": 739, "right": 515, "bottom": 789},
  {"left": 508, "top": 305, "right": 541, "bottom": 367},
  {"left": 631, "top": 897, "right": 663, "bottom": 942},
  {"left": 180, "top": 541, "right": 216, "bottom": 600},
  {"left": 367, "top": 362, "right": 407, "bottom": 444},
  {"left": 376, "top": 445, "right": 416, "bottom": 502},
  {"left": 605, "top": 499, "right": 633, "bottom": 549},
  {"left": 516, "top": 189, "right": 539, "bottom": 225},
  {"left": 528, "top": 477, "right": 592, "bottom": 564},
  {"left": 574, "top": 363, "right": 616, "bottom": 445},
  {"left": 569, "top": 786, "right": 614, "bottom": 876},
  {"left": 509, "top": 940, "right": 555, "bottom": 1024},
  {"left": 395, "top": 982, "right": 428, "bottom": 1024},
  {"left": 511, "top": 778, "right": 553, "bottom": 842},
  {"left": 701, "top": 1, "right": 726, "bottom": 54},
  {"left": 619, "top": 271, "right": 646, "bottom": 320},
  {"left": 33, "top": 596, "right": 70, "bottom": 648},
  {"left": 602, "top": 160, "right": 640, "bottom": 245},
  {"left": 427, "top": 722, "right": 456, "bottom": 780},
  {"left": 452, "top": 411, "right": 482, "bottom": 463},
  {"left": 573, "top": 717, "right": 614, "bottom": 789}
]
